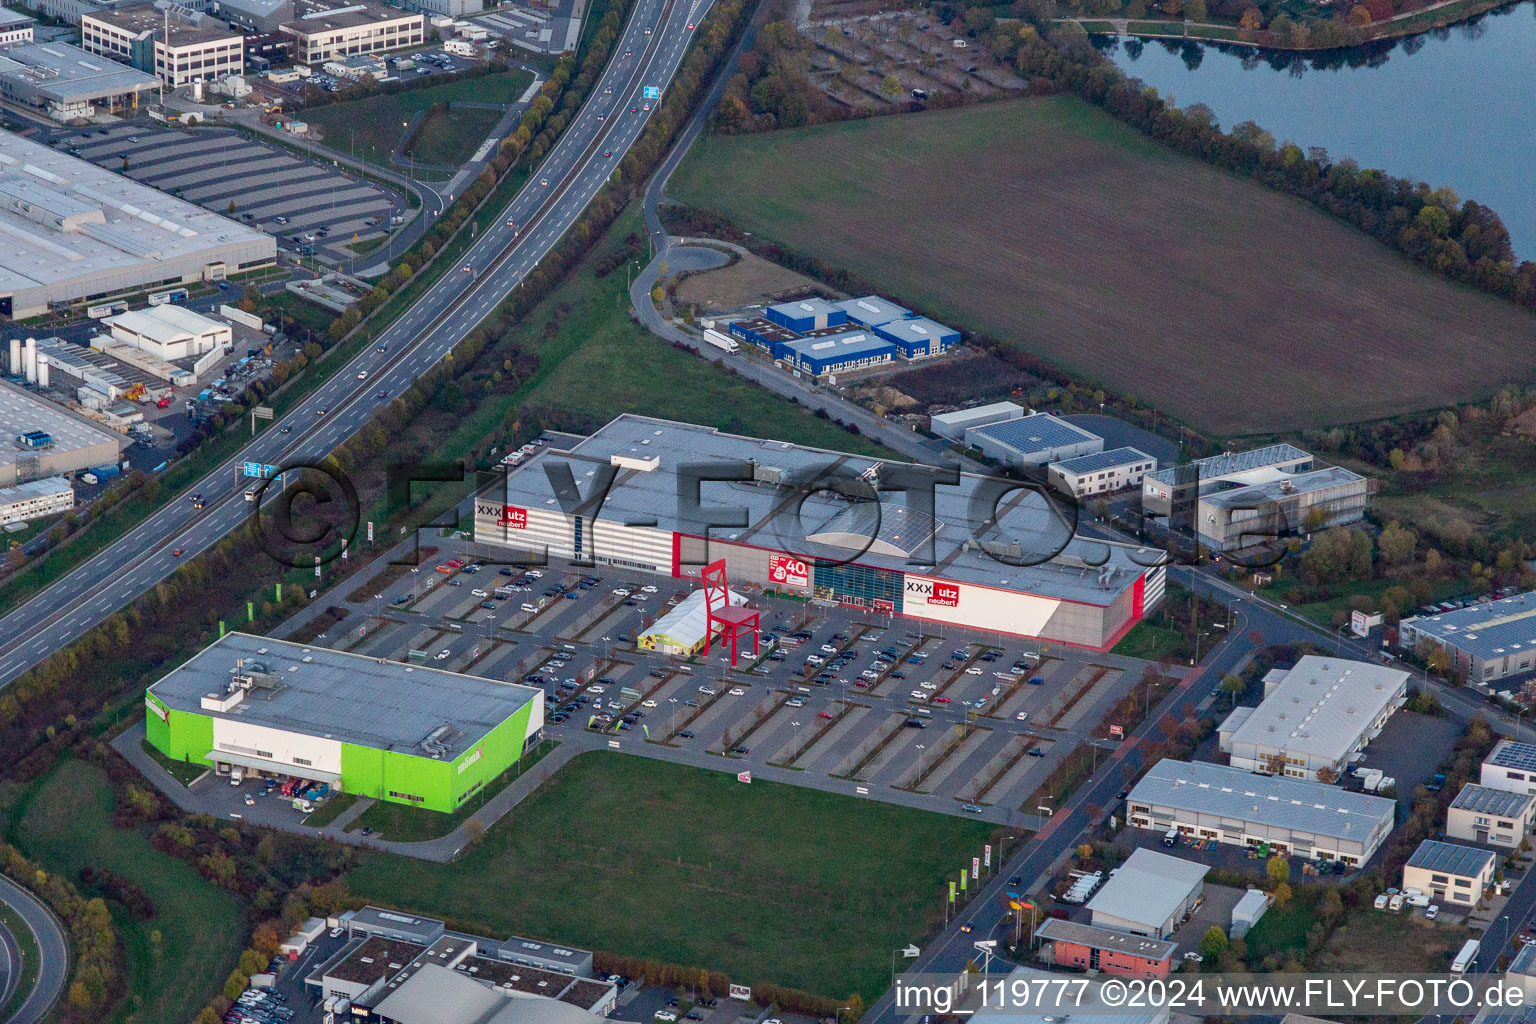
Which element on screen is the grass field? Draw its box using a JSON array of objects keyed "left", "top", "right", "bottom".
[
  {"left": 344, "top": 740, "right": 559, "bottom": 841},
  {"left": 669, "top": 96, "right": 1536, "bottom": 436},
  {"left": 406, "top": 105, "right": 505, "bottom": 167},
  {"left": 427, "top": 202, "right": 891, "bottom": 459},
  {"left": 304, "top": 69, "right": 534, "bottom": 169},
  {"left": 346, "top": 752, "right": 991, "bottom": 1002},
  {"left": 11, "top": 759, "right": 245, "bottom": 1024}
]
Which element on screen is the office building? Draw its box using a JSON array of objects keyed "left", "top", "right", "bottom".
[
  {"left": 1446, "top": 783, "right": 1536, "bottom": 849},
  {"left": 280, "top": 0, "right": 425, "bottom": 64},
  {"left": 1086, "top": 848, "right": 1208, "bottom": 939},
  {"left": 1402, "top": 840, "right": 1495, "bottom": 907},
  {"left": 81, "top": 3, "right": 244, "bottom": 85},
  {"left": 1399, "top": 592, "right": 1536, "bottom": 684}
]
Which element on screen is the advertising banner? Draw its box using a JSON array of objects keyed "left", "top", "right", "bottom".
[{"left": 767, "top": 553, "right": 810, "bottom": 589}]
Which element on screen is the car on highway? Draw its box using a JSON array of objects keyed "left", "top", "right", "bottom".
[
  {"left": 173, "top": 549, "right": 184, "bottom": 557},
  {"left": 687, "top": 21, "right": 695, "bottom": 27},
  {"left": 376, "top": 390, "right": 388, "bottom": 400},
  {"left": 604, "top": 150, "right": 611, "bottom": 157},
  {"left": 357, "top": 370, "right": 367, "bottom": 380},
  {"left": 630, "top": 106, "right": 637, "bottom": 113},
  {"left": 541, "top": 178, "right": 549, "bottom": 186},
  {"left": 642, "top": 103, "right": 651, "bottom": 111}
]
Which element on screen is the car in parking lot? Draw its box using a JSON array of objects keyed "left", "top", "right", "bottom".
[
  {"left": 698, "top": 685, "right": 717, "bottom": 696},
  {"left": 435, "top": 649, "right": 451, "bottom": 660},
  {"left": 1015, "top": 711, "right": 1029, "bottom": 721},
  {"left": 817, "top": 710, "right": 834, "bottom": 719},
  {"left": 677, "top": 730, "right": 694, "bottom": 739},
  {"left": 965, "top": 666, "right": 983, "bottom": 675},
  {"left": 1027, "top": 747, "right": 1046, "bottom": 757},
  {"left": 910, "top": 690, "right": 928, "bottom": 700},
  {"left": 933, "top": 695, "right": 951, "bottom": 704},
  {"left": 642, "top": 699, "right": 658, "bottom": 708},
  {"left": 961, "top": 804, "right": 983, "bottom": 814}
]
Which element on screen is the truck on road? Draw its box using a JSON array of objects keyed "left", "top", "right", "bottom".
[{"left": 1451, "top": 939, "right": 1480, "bottom": 974}]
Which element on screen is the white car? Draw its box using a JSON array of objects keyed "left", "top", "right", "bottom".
[
  {"left": 729, "top": 687, "right": 745, "bottom": 696},
  {"left": 472, "top": 588, "right": 489, "bottom": 597},
  {"left": 699, "top": 685, "right": 717, "bottom": 696},
  {"left": 589, "top": 686, "right": 606, "bottom": 695},
  {"left": 654, "top": 1013, "right": 677, "bottom": 1022},
  {"left": 965, "top": 667, "right": 983, "bottom": 675},
  {"left": 861, "top": 670, "right": 879, "bottom": 681},
  {"left": 1426, "top": 904, "right": 1440, "bottom": 920},
  {"left": 357, "top": 370, "right": 368, "bottom": 380},
  {"left": 910, "top": 690, "right": 928, "bottom": 700},
  {"left": 821, "top": 644, "right": 837, "bottom": 654},
  {"left": 640, "top": 585, "right": 658, "bottom": 593},
  {"left": 1016, "top": 711, "right": 1029, "bottom": 721},
  {"left": 642, "top": 699, "right": 658, "bottom": 709},
  {"left": 526, "top": 569, "right": 544, "bottom": 578},
  {"left": 613, "top": 588, "right": 631, "bottom": 596},
  {"left": 435, "top": 649, "right": 450, "bottom": 660},
  {"left": 920, "top": 681, "right": 938, "bottom": 690}
]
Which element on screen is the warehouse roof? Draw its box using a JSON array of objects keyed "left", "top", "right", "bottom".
[
  {"left": 1145, "top": 443, "right": 1311, "bottom": 488},
  {"left": 1201, "top": 466, "right": 1367, "bottom": 511},
  {"left": 1086, "top": 848, "right": 1207, "bottom": 929},
  {"left": 929, "top": 401, "right": 1024, "bottom": 431},
  {"left": 1034, "top": 918, "right": 1177, "bottom": 961},
  {"left": 1405, "top": 839, "right": 1494, "bottom": 879},
  {"left": 767, "top": 296, "right": 841, "bottom": 320},
  {"left": 1224, "top": 656, "right": 1407, "bottom": 765},
  {"left": 1403, "top": 593, "right": 1536, "bottom": 662},
  {"left": 1487, "top": 738, "right": 1536, "bottom": 772},
  {"left": 967, "top": 413, "right": 1101, "bottom": 456},
  {"left": 0, "top": 476, "right": 72, "bottom": 503},
  {"left": 780, "top": 330, "right": 894, "bottom": 367},
  {"left": 0, "top": 8, "right": 33, "bottom": 28},
  {"left": 0, "top": 380, "right": 122, "bottom": 473},
  {"left": 833, "top": 295, "right": 911, "bottom": 326},
  {"left": 874, "top": 316, "right": 958, "bottom": 345},
  {"left": 1128, "top": 759, "right": 1397, "bottom": 841},
  {"left": 0, "top": 129, "right": 271, "bottom": 298},
  {"left": 1450, "top": 783, "right": 1536, "bottom": 819},
  {"left": 0, "top": 42, "right": 159, "bottom": 104},
  {"left": 484, "top": 415, "right": 1156, "bottom": 607},
  {"left": 148, "top": 633, "right": 540, "bottom": 761},
  {"left": 1052, "top": 447, "right": 1156, "bottom": 477},
  {"left": 84, "top": 3, "right": 242, "bottom": 43},
  {"left": 373, "top": 964, "right": 603, "bottom": 1024}
]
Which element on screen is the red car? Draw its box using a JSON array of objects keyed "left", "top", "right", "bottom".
[
  {"left": 172, "top": 549, "right": 184, "bottom": 557},
  {"left": 435, "top": 564, "right": 452, "bottom": 573},
  {"left": 817, "top": 710, "right": 834, "bottom": 719},
  {"left": 853, "top": 680, "right": 868, "bottom": 688},
  {"left": 446, "top": 558, "right": 466, "bottom": 568},
  {"left": 933, "top": 696, "right": 952, "bottom": 704}
]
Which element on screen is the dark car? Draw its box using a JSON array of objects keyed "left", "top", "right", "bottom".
[{"left": 677, "top": 730, "right": 694, "bottom": 739}]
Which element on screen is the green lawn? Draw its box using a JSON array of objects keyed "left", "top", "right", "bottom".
[
  {"left": 344, "top": 740, "right": 559, "bottom": 842},
  {"left": 426, "top": 202, "right": 892, "bottom": 460},
  {"left": 0, "top": 901, "right": 40, "bottom": 1024},
  {"left": 11, "top": 759, "right": 245, "bottom": 1024},
  {"left": 407, "top": 105, "right": 506, "bottom": 167},
  {"left": 303, "top": 791, "right": 359, "bottom": 828},
  {"left": 304, "top": 68, "right": 534, "bottom": 169},
  {"left": 1112, "top": 619, "right": 1187, "bottom": 661},
  {"left": 346, "top": 752, "right": 991, "bottom": 1002},
  {"left": 141, "top": 739, "right": 209, "bottom": 786}
]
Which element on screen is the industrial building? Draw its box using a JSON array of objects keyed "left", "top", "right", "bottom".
[
  {"left": 834, "top": 294, "right": 911, "bottom": 327},
  {"left": 213, "top": 0, "right": 294, "bottom": 31},
  {"left": 1196, "top": 466, "right": 1371, "bottom": 552},
  {"left": 0, "top": 8, "right": 36, "bottom": 43},
  {"left": 473, "top": 415, "right": 1166, "bottom": 651},
  {"left": 0, "top": 130, "right": 274, "bottom": 319},
  {"left": 0, "top": 476, "right": 72, "bottom": 525},
  {"left": 1126, "top": 758, "right": 1397, "bottom": 867},
  {"left": 765, "top": 296, "right": 844, "bottom": 332},
  {"left": 636, "top": 585, "right": 748, "bottom": 656},
  {"left": 306, "top": 909, "right": 613, "bottom": 1023},
  {"left": 0, "top": 40, "right": 159, "bottom": 121},
  {"left": 929, "top": 401, "right": 1024, "bottom": 442},
  {"left": 1229, "top": 889, "right": 1271, "bottom": 940},
  {"left": 1086, "top": 848, "right": 1207, "bottom": 939},
  {"left": 965, "top": 412, "right": 1103, "bottom": 471},
  {"left": 1402, "top": 840, "right": 1495, "bottom": 907},
  {"left": 873, "top": 316, "right": 959, "bottom": 359},
  {"left": 1446, "top": 783, "right": 1536, "bottom": 848},
  {"left": 81, "top": 4, "right": 245, "bottom": 85},
  {"left": 1399, "top": 592, "right": 1536, "bottom": 684},
  {"left": 102, "top": 304, "right": 231, "bottom": 361},
  {"left": 1048, "top": 447, "right": 1158, "bottom": 500},
  {"left": 776, "top": 330, "right": 896, "bottom": 378},
  {"left": 280, "top": 0, "right": 425, "bottom": 64},
  {"left": 144, "top": 633, "right": 544, "bottom": 813},
  {"left": 1033, "top": 919, "right": 1177, "bottom": 978},
  {"left": 1481, "top": 739, "right": 1536, "bottom": 796},
  {"left": 1141, "top": 443, "right": 1314, "bottom": 519},
  {"left": 0, "top": 379, "right": 123, "bottom": 487},
  {"left": 1217, "top": 656, "right": 1407, "bottom": 781}
]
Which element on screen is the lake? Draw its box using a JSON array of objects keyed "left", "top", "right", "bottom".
[{"left": 1102, "top": 2, "right": 1536, "bottom": 257}]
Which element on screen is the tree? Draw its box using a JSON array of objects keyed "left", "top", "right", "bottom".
[
  {"left": 1316, "top": 766, "right": 1339, "bottom": 785},
  {"left": 1320, "top": 886, "right": 1345, "bottom": 922},
  {"left": 1218, "top": 674, "right": 1245, "bottom": 707},
  {"left": 1184, "top": 0, "right": 1206, "bottom": 19},
  {"left": 227, "top": 199, "right": 238, "bottom": 215},
  {"left": 879, "top": 75, "right": 902, "bottom": 100},
  {"left": 1273, "top": 881, "right": 1293, "bottom": 906},
  {"left": 1346, "top": 4, "right": 1372, "bottom": 25},
  {"left": 1199, "top": 925, "right": 1229, "bottom": 960},
  {"left": 1238, "top": 6, "right": 1262, "bottom": 28},
  {"left": 1266, "top": 854, "right": 1290, "bottom": 888},
  {"left": 1379, "top": 522, "right": 1417, "bottom": 565}
]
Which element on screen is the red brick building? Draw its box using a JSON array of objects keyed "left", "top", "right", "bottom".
[{"left": 1034, "top": 919, "right": 1177, "bottom": 978}]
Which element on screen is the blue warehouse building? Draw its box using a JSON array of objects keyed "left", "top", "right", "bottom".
[
  {"left": 765, "top": 298, "right": 846, "bottom": 333},
  {"left": 874, "top": 316, "right": 961, "bottom": 359},
  {"left": 779, "top": 331, "right": 896, "bottom": 377},
  {"left": 835, "top": 295, "right": 913, "bottom": 327},
  {"left": 727, "top": 316, "right": 800, "bottom": 352}
]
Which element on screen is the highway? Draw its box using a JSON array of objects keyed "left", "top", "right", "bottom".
[
  {"left": 0, "top": 875, "right": 67, "bottom": 1024},
  {"left": 0, "top": 0, "right": 713, "bottom": 688}
]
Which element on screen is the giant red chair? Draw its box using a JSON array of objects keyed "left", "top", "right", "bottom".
[{"left": 701, "top": 559, "right": 760, "bottom": 665}]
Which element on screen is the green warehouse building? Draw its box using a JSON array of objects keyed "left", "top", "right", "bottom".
[{"left": 145, "top": 633, "right": 544, "bottom": 813}]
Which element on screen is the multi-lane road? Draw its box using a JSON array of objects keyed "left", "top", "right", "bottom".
[
  {"left": 0, "top": 0, "right": 713, "bottom": 688},
  {"left": 0, "top": 875, "right": 68, "bottom": 1024}
]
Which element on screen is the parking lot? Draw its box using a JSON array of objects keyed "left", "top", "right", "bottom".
[
  {"left": 60, "top": 124, "right": 401, "bottom": 261},
  {"left": 280, "top": 480, "right": 1155, "bottom": 831}
]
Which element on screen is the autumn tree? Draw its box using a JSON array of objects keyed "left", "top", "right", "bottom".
[
  {"left": 1239, "top": 6, "right": 1262, "bottom": 28},
  {"left": 1266, "top": 855, "right": 1291, "bottom": 888},
  {"left": 1199, "top": 926, "right": 1229, "bottom": 959}
]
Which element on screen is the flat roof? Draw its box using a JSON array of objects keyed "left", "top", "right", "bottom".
[
  {"left": 1128, "top": 758, "right": 1397, "bottom": 841},
  {"left": 0, "top": 129, "right": 271, "bottom": 299},
  {"left": 1488, "top": 738, "right": 1536, "bottom": 772},
  {"left": 1201, "top": 465, "right": 1367, "bottom": 510},
  {"left": 1405, "top": 839, "right": 1494, "bottom": 878},
  {"left": 485, "top": 415, "right": 1155, "bottom": 606},
  {"left": 325, "top": 935, "right": 425, "bottom": 987},
  {"left": 833, "top": 295, "right": 910, "bottom": 325},
  {"left": 0, "top": 41, "right": 159, "bottom": 103},
  {"left": 0, "top": 380, "right": 122, "bottom": 471},
  {"left": 875, "top": 315, "right": 958, "bottom": 343},
  {"left": 350, "top": 906, "right": 445, "bottom": 941},
  {"left": 1035, "top": 918, "right": 1177, "bottom": 961},
  {"left": 1146, "top": 443, "right": 1311, "bottom": 488},
  {"left": 0, "top": 475, "right": 71, "bottom": 503},
  {"left": 1450, "top": 783, "right": 1536, "bottom": 819},
  {"left": 0, "top": 9, "right": 34, "bottom": 27},
  {"left": 84, "top": 3, "right": 242, "bottom": 42},
  {"left": 929, "top": 401, "right": 1024, "bottom": 429},
  {"left": 1403, "top": 592, "right": 1536, "bottom": 661},
  {"left": 968, "top": 412, "right": 1100, "bottom": 455},
  {"left": 728, "top": 316, "right": 799, "bottom": 343},
  {"left": 1225, "top": 656, "right": 1407, "bottom": 764},
  {"left": 767, "top": 296, "right": 840, "bottom": 319},
  {"left": 1086, "top": 847, "right": 1207, "bottom": 928},
  {"left": 286, "top": 0, "right": 423, "bottom": 31},
  {"left": 106, "top": 304, "right": 227, "bottom": 344},
  {"left": 148, "top": 632, "right": 539, "bottom": 761},
  {"left": 1053, "top": 447, "right": 1156, "bottom": 476},
  {"left": 780, "top": 329, "right": 894, "bottom": 365}
]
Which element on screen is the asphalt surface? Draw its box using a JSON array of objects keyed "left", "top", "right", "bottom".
[
  {"left": 0, "top": 875, "right": 67, "bottom": 1024},
  {"left": 0, "top": 0, "right": 714, "bottom": 690}
]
